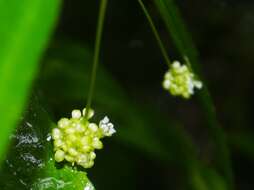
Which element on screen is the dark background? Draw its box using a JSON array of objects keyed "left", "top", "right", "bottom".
[
  {"left": 45, "top": 0, "right": 254, "bottom": 189},
  {"left": 0, "top": 0, "right": 249, "bottom": 189}
]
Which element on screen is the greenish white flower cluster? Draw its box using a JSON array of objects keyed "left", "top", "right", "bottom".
[
  {"left": 51, "top": 108, "right": 116, "bottom": 169},
  {"left": 162, "top": 61, "right": 203, "bottom": 99}
]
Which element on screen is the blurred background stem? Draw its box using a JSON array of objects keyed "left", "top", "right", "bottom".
[
  {"left": 137, "top": 0, "right": 172, "bottom": 68},
  {"left": 154, "top": 0, "right": 233, "bottom": 188}
]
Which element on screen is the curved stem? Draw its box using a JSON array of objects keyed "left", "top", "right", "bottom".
[
  {"left": 154, "top": 0, "right": 233, "bottom": 188},
  {"left": 85, "top": 0, "right": 108, "bottom": 119},
  {"left": 138, "top": 0, "right": 171, "bottom": 67}
]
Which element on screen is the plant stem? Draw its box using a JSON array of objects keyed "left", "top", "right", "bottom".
[
  {"left": 137, "top": 0, "right": 171, "bottom": 67},
  {"left": 85, "top": 0, "right": 108, "bottom": 119},
  {"left": 154, "top": 0, "right": 233, "bottom": 188}
]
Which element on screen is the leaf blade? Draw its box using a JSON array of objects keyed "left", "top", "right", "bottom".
[{"left": 0, "top": 0, "right": 61, "bottom": 162}]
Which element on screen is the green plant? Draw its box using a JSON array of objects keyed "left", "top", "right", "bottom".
[
  {"left": 0, "top": 0, "right": 243, "bottom": 189},
  {"left": 0, "top": 0, "right": 60, "bottom": 163}
]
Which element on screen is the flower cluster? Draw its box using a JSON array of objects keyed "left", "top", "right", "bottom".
[
  {"left": 51, "top": 108, "right": 116, "bottom": 169},
  {"left": 162, "top": 61, "right": 203, "bottom": 98}
]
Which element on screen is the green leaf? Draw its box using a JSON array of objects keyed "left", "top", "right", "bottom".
[
  {"left": 0, "top": 0, "right": 61, "bottom": 162},
  {"left": 31, "top": 165, "right": 94, "bottom": 190},
  {"left": 154, "top": 0, "right": 233, "bottom": 188},
  {"left": 0, "top": 96, "right": 94, "bottom": 190}
]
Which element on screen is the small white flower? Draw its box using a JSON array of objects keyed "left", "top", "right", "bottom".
[
  {"left": 99, "top": 116, "right": 116, "bottom": 137},
  {"left": 101, "top": 116, "right": 109, "bottom": 124},
  {"left": 71, "top": 109, "right": 82, "bottom": 119}
]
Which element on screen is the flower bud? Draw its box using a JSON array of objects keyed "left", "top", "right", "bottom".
[
  {"left": 162, "top": 60, "right": 203, "bottom": 99},
  {"left": 71, "top": 109, "right": 82, "bottom": 119},
  {"left": 51, "top": 108, "right": 116, "bottom": 168},
  {"left": 55, "top": 150, "right": 65, "bottom": 162}
]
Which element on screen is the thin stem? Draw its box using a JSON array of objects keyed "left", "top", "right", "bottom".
[
  {"left": 85, "top": 0, "right": 108, "bottom": 119},
  {"left": 138, "top": 0, "right": 171, "bottom": 67},
  {"left": 154, "top": 1, "right": 233, "bottom": 188}
]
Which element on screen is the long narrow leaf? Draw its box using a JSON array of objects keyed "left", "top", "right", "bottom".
[{"left": 0, "top": 0, "right": 61, "bottom": 162}]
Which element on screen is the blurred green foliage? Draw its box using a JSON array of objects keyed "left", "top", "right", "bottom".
[{"left": 0, "top": 0, "right": 60, "bottom": 162}]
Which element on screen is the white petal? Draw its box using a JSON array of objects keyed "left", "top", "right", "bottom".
[{"left": 100, "top": 116, "right": 109, "bottom": 125}]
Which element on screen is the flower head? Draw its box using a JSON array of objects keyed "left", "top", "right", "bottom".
[
  {"left": 51, "top": 108, "right": 116, "bottom": 169},
  {"left": 99, "top": 116, "right": 116, "bottom": 137},
  {"left": 162, "top": 61, "right": 202, "bottom": 98}
]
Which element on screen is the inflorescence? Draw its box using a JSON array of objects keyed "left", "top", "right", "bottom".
[
  {"left": 162, "top": 61, "right": 203, "bottom": 99},
  {"left": 51, "top": 108, "right": 116, "bottom": 169}
]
